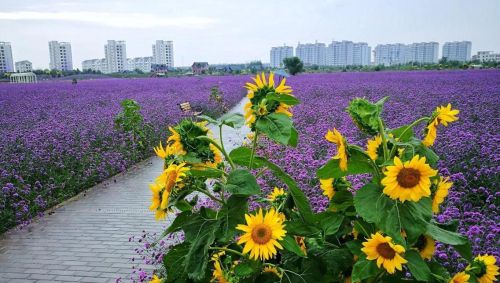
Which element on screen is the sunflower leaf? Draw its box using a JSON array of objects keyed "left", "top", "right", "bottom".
[
  {"left": 316, "top": 211, "right": 344, "bottom": 236},
  {"left": 163, "top": 242, "right": 191, "bottom": 283},
  {"left": 406, "top": 249, "right": 431, "bottom": 281},
  {"left": 316, "top": 148, "right": 374, "bottom": 179},
  {"left": 221, "top": 113, "right": 245, "bottom": 128},
  {"left": 255, "top": 113, "right": 294, "bottom": 146},
  {"left": 351, "top": 258, "right": 379, "bottom": 282},
  {"left": 225, "top": 169, "right": 260, "bottom": 196},
  {"left": 282, "top": 235, "right": 307, "bottom": 257},
  {"left": 266, "top": 93, "right": 300, "bottom": 106}
]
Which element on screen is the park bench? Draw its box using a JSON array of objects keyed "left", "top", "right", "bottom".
[{"left": 179, "top": 102, "right": 202, "bottom": 116}]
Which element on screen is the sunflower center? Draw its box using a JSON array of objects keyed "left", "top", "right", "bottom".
[
  {"left": 165, "top": 172, "right": 177, "bottom": 192},
  {"left": 397, "top": 168, "right": 421, "bottom": 188},
  {"left": 376, "top": 243, "right": 396, "bottom": 259},
  {"left": 251, "top": 224, "right": 272, "bottom": 244}
]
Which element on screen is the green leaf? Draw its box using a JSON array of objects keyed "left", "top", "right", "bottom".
[
  {"left": 184, "top": 219, "right": 219, "bottom": 280},
  {"left": 317, "top": 148, "right": 374, "bottom": 179},
  {"left": 353, "top": 220, "right": 376, "bottom": 238},
  {"left": 256, "top": 113, "right": 294, "bottom": 145},
  {"left": 234, "top": 260, "right": 261, "bottom": 278},
  {"left": 316, "top": 211, "right": 344, "bottom": 236},
  {"left": 163, "top": 243, "right": 190, "bottom": 283},
  {"left": 345, "top": 240, "right": 363, "bottom": 256},
  {"left": 225, "top": 169, "right": 260, "bottom": 196},
  {"left": 427, "top": 223, "right": 472, "bottom": 261},
  {"left": 166, "top": 211, "right": 192, "bottom": 234},
  {"left": 266, "top": 92, "right": 300, "bottom": 106},
  {"left": 285, "top": 220, "right": 321, "bottom": 237},
  {"left": 415, "top": 144, "right": 439, "bottom": 167},
  {"left": 182, "top": 211, "right": 218, "bottom": 241},
  {"left": 330, "top": 189, "right": 354, "bottom": 212},
  {"left": 428, "top": 260, "right": 451, "bottom": 283},
  {"left": 217, "top": 195, "right": 248, "bottom": 242},
  {"left": 229, "top": 146, "right": 314, "bottom": 224},
  {"left": 289, "top": 126, "right": 298, "bottom": 147},
  {"left": 175, "top": 200, "right": 192, "bottom": 212},
  {"left": 221, "top": 113, "right": 245, "bottom": 128},
  {"left": 281, "top": 235, "right": 306, "bottom": 257},
  {"left": 346, "top": 97, "right": 386, "bottom": 135},
  {"left": 198, "top": 115, "right": 220, "bottom": 125},
  {"left": 351, "top": 258, "right": 379, "bottom": 282},
  {"left": 398, "top": 198, "right": 433, "bottom": 244},
  {"left": 406, "top": 249, "right": 431, "bottom": 281},
  {"left": 353, "top": 183, "right": 389, "bottom": 223},
  {"left": 190, "top": 168, "right": 224, "bottom": 178},
  {"left": 314, "top": 248, "right": 354, "bottom": 279},
  {"left": 390, "top": 125, "right": 415, "bottom": 142}
]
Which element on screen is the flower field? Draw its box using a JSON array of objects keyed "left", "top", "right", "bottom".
[
  {"left": 257, "top": 69, "right": 500, "bottom": 270},
  {"left": 0, "top": 76, "right": 247, "bottom": 233}
]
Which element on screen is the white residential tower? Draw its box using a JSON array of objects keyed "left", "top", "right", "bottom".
[
  {"left": 270, "top": 45, "right": 293, "bottom": 68},
  {"left": 152, "top": 40, "right": 174, "bottom": 67},
  {"left": 49, "top": 41, "right": 73, "bottom": 71},
  {"left": 442, "top": 41, "right": 472, "bottom": 62},
  {"left": 0, "top": 42, "right": 15, "bottom": 73},
  {"left": 105, "top": 40, "right": 127, "bottom": 73}
]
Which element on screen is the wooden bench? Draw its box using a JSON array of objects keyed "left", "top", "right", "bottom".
[{"left": 179, "top": 102, "right": 202, "bottom": 116}]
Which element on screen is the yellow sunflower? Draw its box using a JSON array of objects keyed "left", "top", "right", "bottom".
[
  {"left": 156, "top": 163, "right": 189, "bottom": 193},
  {"left": 414, "top": 234, "right": 435, "bottom": 260},
  {"left": 148, "top": 181, "right": 169, "bottom": 221},
  {"left": 211, "top": 260, "right": 228, "bottom": 283},
  {"left": 236, "top": 208, "right": 287, "bottom": 261},
  {"left": 150, "top": 275, "right": 162, "bottom": 283},
  {"left": 267, "top": 187, "right": 286, "bottom": 202},
  {"left": 361, "top": 232, "right": 407, "bottom": 274},
  {"left": 432, "top": 176, "right": 453, "bottom": 213},
  {"left": 423, "top": 104, "right": 459, "bottom": 147},
  {"left": 467, "top": 254, "right": 499, "bottom": 283},
  {"left": 262, "top": 266, "right": 283, "bottom": 278},
  {"left": 153, "top": 141, "right": 169, "bottom": 159},
  {"left": 382, "top": 155, "right": 438, "bottom": 202},
  {"left": 325, "top": 128, "right": 348, "bottom": 171},
  {"left": 366, "top": 135, "right": 382, "bottom": 161},
  {"left": 319, "top": 178, "right": 335, "bottom": 200},
  {"left": 449, "top": 272, "right": 470, "bottom": 283},
  {"left": 167, "top": 127, "right": 187, "bottom": 155}
]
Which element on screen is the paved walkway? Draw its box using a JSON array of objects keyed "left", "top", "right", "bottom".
[{"left": 0, "top": 99, "right": 250, "bottom": 283}]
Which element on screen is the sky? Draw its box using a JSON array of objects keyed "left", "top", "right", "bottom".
[{"left": 1, "top": 0, "right": 500, "bottom": 69}]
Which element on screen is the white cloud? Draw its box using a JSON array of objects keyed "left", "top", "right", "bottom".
[{"left": 0, "top": 11, "right": 218, "bottom": 29}]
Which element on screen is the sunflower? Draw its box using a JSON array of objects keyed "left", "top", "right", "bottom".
[
  {"left": 153, "top": 141, "right": 171, "bottom": 159},
  {"left": 267, "top": 187, "right": 286, "bottom": 202},
  {"left": 325, "top": 128, "right": 348, "bottom": 171},
  {"left": 150, "top": 275, "right": 162, "bottom": 283},
  {"left": 423, "top": 104, "right": 459, "bottom": 147},
  {"left": 432, "top": 176, "right": 453, "bottom": 213},
  {"left": 467, "top": 254, "right": 499, "bottom": 283},
  {"left": 167, "top": 127, "right": 186, "bottom": 155},
  {"left": 449, "top": 272, "right": 470, "bottom": 283},
  {"left": 361, "top": 232, "right": 407, "bottom": 274},
  {"left": 262, "top": 266, "right": 283, "bottom": 278},
  {"left": 381, "top": 155, "right": 438, "bottom": 202},
  {"left": 244, "top": 72, "right": 294, "bottom": 128},
  {"left": 366, "top": 135, "right": 382, "bottom": 161},
  {"left": 204, "top": 143, "right": 223, "bottom": 168},
  {"left": 295, "top": 236, "right": 307, "bottom": 256},
  {"left": 148, "top": 181, "right": 169, "bottom": 220},
  {"left": 319, "top": 178, "right": 335, "bottom": 200},
  {"left": 236, "top": 208, "right": 287, "bottom": 261},
  {"left": 211, "top": 260, "right": 228, "bottom": 283},
  {"left": 413, "top": 234, "right": 435, "bottom": 260},
  {"left": 156, "top": 163, "right": 189, "bottom": 193}
]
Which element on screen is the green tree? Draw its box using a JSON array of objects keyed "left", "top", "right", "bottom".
[{"left": 283, "top": 57, "right": 304, "bottom": 75}]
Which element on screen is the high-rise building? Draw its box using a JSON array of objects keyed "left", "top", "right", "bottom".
[
  {"left": 374, "top": 44, "right": 409, "bottom": 66},
  {"left": 82, "top": 59, "right": 107, "bottom": 73},
  {"left": 0, "top": 42, "right": 15, "bottom": 73},
  {"left": 270, "top": 45, "right": 293, "bottom": 68},
  {"left": 442, "top": 41, "right": 472, "bottom": 62},
  {"left": 296, "top": 42, "right": 326, "bottom": 66},
  {"left": 325, "top": 41, "right": 371, "bottom": 67},
  {"left": 408, "top": 42, "right": 439, "bottom": 64},
  {"left": 127, "top": 56, "right": 153, "bottom": 72},
  {"left": 472, "top": 51, "right": 500, "bottom": 62},
  {"left": 105, "top": 40, "right": 127, "bottom": 73},
  {"left": 353, "top": 42, "right": 371, "bottom": 66},
  {"left": 152, "top": 40, "right": 174, "bottom": 67},
  {"left": 49, "top": 41, "right": 73, "bottom": 71},
  {"left": 15, "top": 60, "right": 32, "bottom": 72}
]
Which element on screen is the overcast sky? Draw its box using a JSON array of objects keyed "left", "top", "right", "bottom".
[{"left": 1, "top": 0, "right": 499, "bottom": 69}]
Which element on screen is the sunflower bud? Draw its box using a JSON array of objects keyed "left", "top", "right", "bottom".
[{"left": 346, "top": 97, "right": 388, "bottom": 135}]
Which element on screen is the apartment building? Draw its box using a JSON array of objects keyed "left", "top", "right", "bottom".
[
  {"left": 15, "top": 60, "right": 32, "bottom": 72},
  {"left": 152, "top": 40, "right": 174, "bottom": 67},
  {"left": 82, "top": 58, "right": 107, "bottom": 73},
  {"left": 127, "top": 56, "right": 153, "bottom": 72},
  {"left": 104, "top": 40, "right": 127, "bottom": 73},
  {"left": 296, "top": 42, "right": 327, "bottom": 66},
  {"left": 0, "top": 42, "right": 15, "bottom": 73},
  {"left": 442, "top": 41, "right": 472, "bottom": 62},
  {"left": 472, "top": 51, "right": 500, "bottom": 62},
  {"left": 270, "top": 45, "right": 293, "bottom": 68},
  {"left": 325, "top": 41, "right": 371, "bottom": 67},
  {"left": 49, "top": 41, "right": 73, "bottom": 71}
]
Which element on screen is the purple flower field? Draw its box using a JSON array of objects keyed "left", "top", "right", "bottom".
[
  {"left": 0, "top": 76, "right": 247, "bottom": 233},
  {"left": 257, "top": 69, "right": 500, "bottom": 270}
]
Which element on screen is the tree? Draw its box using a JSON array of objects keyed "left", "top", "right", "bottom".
[{"left": 283, "top": 57, "right": 304, "bottom": 75}]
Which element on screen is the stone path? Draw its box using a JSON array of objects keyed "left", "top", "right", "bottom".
[{"left": 0, "top": 99, "right": 250, "bottom": 283}]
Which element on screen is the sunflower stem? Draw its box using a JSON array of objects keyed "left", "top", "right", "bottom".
[
  {"left": 249, "top": 129, "right": 259, "bottom": 170},
  {"left": 197, "top": 135, "right": 235, "bottom": 170},
  {"left": 378, "top": 118, "right": 390, "bottom": 162},
  {"left": 209, "top": 247, "right": 244, "bottom": 257},
  {"left": 389, "top": 116, "right": 430, "bottom": 158},
  {"left": 195, "top": 188, "right": 224, "bottom": 204}
]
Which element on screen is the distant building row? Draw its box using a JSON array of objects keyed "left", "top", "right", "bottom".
[
  {"left": 82, "top": 40, "right": 173, "bottom": 73},
  {"left": 270, "top": 40, "right": 484, "bottom": 67}
]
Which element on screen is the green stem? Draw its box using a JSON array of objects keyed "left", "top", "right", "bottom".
[
  {"left": 198, "top": 136, "right": 235, "bottom": 170},
  {"left": 195, "top": 188, "right": 224, "bottom": 204},
  {"left": 249, "top": 129, "right": 259, "bottom": 170},
  {"left": 388, "top": 116, "right": 430, "bottom": 158},
  {"left": 255, "top": 167, "right": 268, "bottom": 179},
  {"left": 378, "top": 118, "right": 389, "bottom": 162},
  {"left": 209, "top": 247, "right": 244, "bottom": 257}
]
